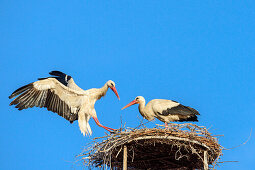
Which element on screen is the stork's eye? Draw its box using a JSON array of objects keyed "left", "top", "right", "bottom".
[
  {"left": 136, "top": 97, "right": 139, "bottom": 100},
  {"left": 111, "top": 83, "right": 114, "bottom": 86}
]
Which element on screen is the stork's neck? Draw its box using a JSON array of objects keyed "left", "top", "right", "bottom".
[
  {"left": 95, "top": 83, "right": 108, "bottom": 100},
  {"left": 138, "top": 100, "right": 155, "bottom": 121},
  {"left": 138, "top": 101, "right": 147, "bottom": 117}
]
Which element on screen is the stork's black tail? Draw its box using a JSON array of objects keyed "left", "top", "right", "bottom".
[
  {"left": 179, "top": 115, "right": 198, "bottom": 122},
  {"left": 186, "top": 106, "right": 200, "bottom": 115},
  {"left": 176, "top": 105, "right": 200, "bottom": 122}
]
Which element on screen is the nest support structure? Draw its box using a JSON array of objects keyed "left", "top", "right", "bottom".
[{"left": 79, "top": 123, "right": 222, "bottom": 170}]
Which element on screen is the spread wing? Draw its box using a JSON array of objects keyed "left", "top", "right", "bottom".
[{"left": 9, "top": 78, "right": 87, "bottom": 123}]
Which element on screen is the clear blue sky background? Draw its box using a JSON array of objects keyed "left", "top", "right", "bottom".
[{"left": 1, "top": 1, "right": 254, "bottom": 169}]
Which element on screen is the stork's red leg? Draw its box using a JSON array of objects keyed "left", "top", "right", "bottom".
[
  {"left": 93, "top": 117, "right": 112, "bottom": 131},
  {"left": 92, "top": 117, "right": 116, "bottom": 132}
]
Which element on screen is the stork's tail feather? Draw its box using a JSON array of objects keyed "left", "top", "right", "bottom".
[
  {"left": 186, "top": 106, "right": 200, "bottom": 115},
  {"left": 78, "top": 115, "right": 92, "bottom": 136},
  {"left": 9, "top": 83, "right": 33, "bottom": 99},
  {"left": 86, "top": 123, "right": 92, "bottom": 136},
  {"left": 49, "top": 71, "right": 67, "bottom": 78},
  {"left": 79, "top": 123, "right": 92, "bottom": 136},
  {"left": 179, "top": 115, "right": 198, "bottom": 122}
]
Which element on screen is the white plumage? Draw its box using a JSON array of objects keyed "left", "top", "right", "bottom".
[
  {"left": 9, "top": 71, "right": 120, "bottom": 136},
  {"left": 122, "top": 96, "right": 199, "bottom": 125}
]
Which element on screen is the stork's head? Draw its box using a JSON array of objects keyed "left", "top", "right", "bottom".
[
  {"left": 107, "top": 80, "right": 120, "bottom": 100},
  {"left": 122, "top": 96, "right": 145, "bottom": 110}
]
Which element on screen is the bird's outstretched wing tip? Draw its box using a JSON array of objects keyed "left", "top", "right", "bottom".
[{"left": 49, "top": 71, "right": 66, "bottom": 77}]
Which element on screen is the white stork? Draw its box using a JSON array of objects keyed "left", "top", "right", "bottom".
[
  {"left": 9, "top": 71, "right": 120, "bottom": 136},
  {"left": 122, "top": 96, "right": 199, "bottom": 126}
]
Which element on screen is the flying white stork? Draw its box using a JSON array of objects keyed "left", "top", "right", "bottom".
[
  {"left": 9, "top": 71, "right": 120, "bottom": 136},
  {"left": 122, "top": 96, "right": 199, "bottom": 126}
]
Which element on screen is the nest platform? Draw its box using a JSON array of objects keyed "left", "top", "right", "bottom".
[{"left": 79, "top": 123, "right": 222, "bottom": 170}]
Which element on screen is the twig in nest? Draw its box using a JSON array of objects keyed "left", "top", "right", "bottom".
[
  {"left": 223, "top": 128, "right": 252, "bottom": 150},
  {"left": 78, "top": 122, "right": 222, "bottom": 170}
]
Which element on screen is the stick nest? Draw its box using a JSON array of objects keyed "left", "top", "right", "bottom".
[{"left": 79, "top": 123, "right": 222, "bottom": 169}]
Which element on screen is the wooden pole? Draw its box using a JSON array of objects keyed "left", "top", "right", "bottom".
[
  {"left": 203, "top": 151, "right": 208, "bottom": 170},
  {"left": 123, "top": 145, "right": 127, "bottom": 170}
]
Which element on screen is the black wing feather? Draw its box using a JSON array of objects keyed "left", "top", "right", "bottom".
[
  {"left": 38, "top": 71, "right": 72, "bottom": 87},
  {"left": 9, "top": 83, "right": 33, "bottom": 99},
  {"left": 159, "top": 104, "right": 199, "bottom": 122},
  {"left": 9, "top": 82, "right": 79, "bottom": 123},
  {"left": 49, "top": 71, "right": 67, "bottom": 77}
]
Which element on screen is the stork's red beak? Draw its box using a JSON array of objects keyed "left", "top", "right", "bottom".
[
  {"left": 110, "top": 86, "right": 120, "bottom": 100},
  {"left": 121, "top": 100, "right": 138, "bottom": 110}
]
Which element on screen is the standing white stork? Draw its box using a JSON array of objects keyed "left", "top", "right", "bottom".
[
  {"left": 122, "top": 96, "right": 199, "bottom": 126},
  {"left": 9, "top": 71, "right": 120, "bottom": 136}
]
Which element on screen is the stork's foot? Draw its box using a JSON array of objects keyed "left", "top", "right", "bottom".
[
  {"left": 108, "top": 127, "right": 123, "bottom": 134},
  {"left": 109, "top": 129, "right": 118, "bottom": 134},
  {"left": 105, "top": 127, "right": 116, "bottom": 131},
  {"left": 101, "top": 126, "right": 115, "bottom": 132},
  {"left": 92, "top": 117, "right": 117, "bottom": 133}
]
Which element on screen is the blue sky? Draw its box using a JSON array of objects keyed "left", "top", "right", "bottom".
[{"left": 1, "top": 1, "right": 255, "bottom": 169}]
